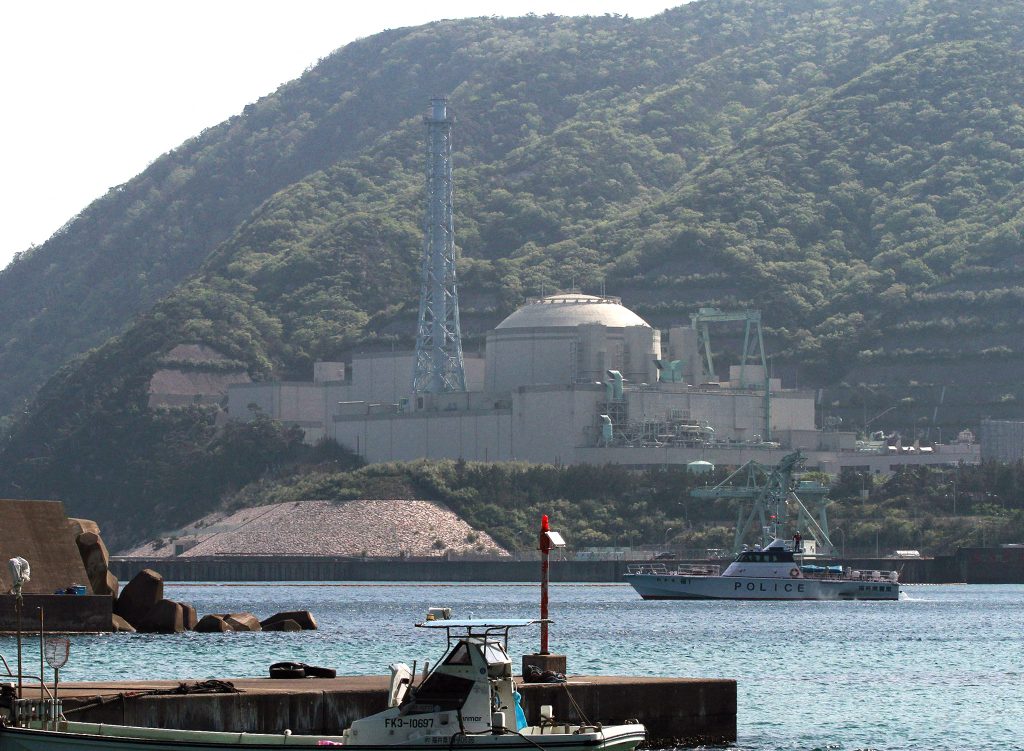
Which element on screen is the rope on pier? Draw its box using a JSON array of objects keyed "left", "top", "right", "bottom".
[{"left": 63, "top": 680, "right": 240, "bottom": 715}]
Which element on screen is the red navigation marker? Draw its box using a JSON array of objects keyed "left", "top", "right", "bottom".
[{"left": 538, "top": 514, "right": 565, "bottom": 655}]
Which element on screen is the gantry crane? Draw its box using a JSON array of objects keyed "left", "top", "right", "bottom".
[
  {"left": 691, "top": 451, "right": 833, "bottom": 554},
  {"left": 689, "top": 307, "right": 771, "bottom": 440}
]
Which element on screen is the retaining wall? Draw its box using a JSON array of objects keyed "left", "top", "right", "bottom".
[
  {"left": 0, "top": 594, "right": 112, "bottom": 633},
  {"left": 111, "top": 548, "right": 1024, "bottom": 584}
]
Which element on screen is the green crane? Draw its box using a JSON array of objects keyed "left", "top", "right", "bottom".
[
  {"left": 691, "top": 451, "right": 833, "bottom": 554},
  {"left": 689, "top": 307, "right": 771, "bottom": 440}
]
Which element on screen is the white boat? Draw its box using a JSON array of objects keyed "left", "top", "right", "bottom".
[
  {"left": 0, "top": 617, "right": 646, "bottom": 751},
  {"left": 625, "top": 538, "right": 900, "bottom": 601}
]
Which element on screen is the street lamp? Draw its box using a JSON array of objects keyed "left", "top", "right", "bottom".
[
  {"left": 832, "top": 528, "right": 846, "bottom": 559},
  {"left": 663, "top": 527, "right": 675, "bottom": 548}
]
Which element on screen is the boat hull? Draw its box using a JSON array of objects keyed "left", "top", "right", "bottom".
[
  {"left": 625, "top": 573, "right": 899, "bottom": 601},
  {"left": 0, "top": 722, "right": 646, "bottom": 751}
]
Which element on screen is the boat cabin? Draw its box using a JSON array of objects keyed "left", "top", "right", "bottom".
[
  {"left": 734, "top": 547, "right": 796, "bottom": 564},
  {"left": 733, "top": 538, "right": 800, "bottom": 564},
  {"left": 347, "top": 618, "right": 537, "bottom": 742}
]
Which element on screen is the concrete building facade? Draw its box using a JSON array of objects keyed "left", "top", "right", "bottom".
[
  {"left": 980, "top": 419, "right": 1024, "bottom": 462},
  {"left": 227, "top": 294, "right": 981, "bottom": 473}
]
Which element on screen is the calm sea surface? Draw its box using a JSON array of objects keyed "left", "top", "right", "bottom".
[{"left": 2, "top": 583, "right": 1021, "bottom": 751}]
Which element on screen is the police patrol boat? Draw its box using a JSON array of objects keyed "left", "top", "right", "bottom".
[
  {"left": 0, "top": 615, "right": 646, "bottom": 751},
  {"left": 625, "top": 537, "right": 900, "bottom": 601}
]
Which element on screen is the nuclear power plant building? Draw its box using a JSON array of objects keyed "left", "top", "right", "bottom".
[
  {"left": 228, "top": 96, "right": 981, "bottom": 474},
  {"left": 227, "top": 292, "right": 975, "bottom": 473}
]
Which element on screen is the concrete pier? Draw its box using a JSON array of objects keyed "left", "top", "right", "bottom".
[{"left": 55, "top": 675, "right": 736, "bottom": 746}]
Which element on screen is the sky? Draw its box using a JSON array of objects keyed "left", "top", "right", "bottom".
[{"left": 0, "top": 0, "right": 677, "bottom": 270}]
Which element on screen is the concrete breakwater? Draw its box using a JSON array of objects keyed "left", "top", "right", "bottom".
[
  {"left": 56, "top": 675, "right": 736, "bottom": 747},
  {"left": 0, "top": 594, "right": 111, "bottom": 633},
  {"left": 112, "top": 545, "right": 1024, "bottom": 584}
]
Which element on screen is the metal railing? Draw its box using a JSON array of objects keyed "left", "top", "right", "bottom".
[
  {"left": 0, "top": 658, "right": 55, "bottom": 700},
  {"left": 626, "top": 563, "right": 722, "bottom": 576}
]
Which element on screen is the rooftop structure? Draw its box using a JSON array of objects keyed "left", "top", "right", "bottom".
[{"left": 495, "top": 293, "right": 650, "bottom": 329}]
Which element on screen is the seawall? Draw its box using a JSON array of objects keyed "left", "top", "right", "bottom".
[
  {"left": 55, "top": 675, "right": 736, "bottom": 747},
  {"left": 0, "top": 594, "right": 112, "bottom": 633},
  {"left": 110, "top": 546, "right": 1024, "bottom": 584}
]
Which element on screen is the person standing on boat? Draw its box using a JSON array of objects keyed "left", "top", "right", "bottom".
[{"left": 793, "top": 532, "right": 802, "bottom": 552}]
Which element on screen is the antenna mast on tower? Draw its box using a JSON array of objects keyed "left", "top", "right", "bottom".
[{"left": 412, "top": 97, "right": 466, "bottom": 395}]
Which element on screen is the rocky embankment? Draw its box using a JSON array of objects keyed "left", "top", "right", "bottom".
[
  {"left": 69, "top": 518, "right": 315, "bottom": 634},
  {"left": 112, "top": 567, "right": 316, "bottom": 634},
  {"left": 121, "top": 499, "right": 509, "bottom": 558}
]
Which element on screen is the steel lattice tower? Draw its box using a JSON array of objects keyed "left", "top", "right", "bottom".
[{"left": 412, "top": 97, "right": 466, "bottom": 395}]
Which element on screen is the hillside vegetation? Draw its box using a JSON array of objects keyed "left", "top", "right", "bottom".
[
  {"left": 219, "top": 458, "right": 1024, "bottom": 556},
  {"left": 1, "top": 0, "right": 1024, "bottom": 542}
]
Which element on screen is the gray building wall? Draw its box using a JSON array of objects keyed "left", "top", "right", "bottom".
[
  {"left": 326, "top": 383, "right": 817, "bottom": 466},
  {"left": 485, "top": 325, "right": 659, "bottom": 393},
  {"left": 228, "top": 353, "right": 486, "bottom": 441},
  {"left": 769, "top": 393, "right": 816, "bottom": 434},
  {"left": 510, "top": 385, "right": 602, "bottom": 464},
  {"left": 234, "top": 376, "right": 979, "bottom": 474},
  {"left": 981, "top": 419, "right": 1024, "bottom": 462},
  {"left": 353, "top": 352, "right": 485, "bottom": 404},
  {"left": 332, "top": 409, "right": 514, "bottom": 462},
  {"left": 485, "top": 328, "right": 579, "bottom": 393},
  {"left": 228, "top": 381, "right": 350, "bottom": 444},
  {"left": 667, "top": 326, "right": 704, "bottom": 384},
  {"left": 313, "top": 362, "right": 346, "bottom": 383}
]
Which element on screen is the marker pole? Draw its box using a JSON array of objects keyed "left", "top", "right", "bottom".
[{"left": 539, "top": 514, "right": 550, "bottom": 654}]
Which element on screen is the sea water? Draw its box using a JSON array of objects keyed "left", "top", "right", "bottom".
[{"left": 1, "top": 583, "right": 1021, "bottom": 751}]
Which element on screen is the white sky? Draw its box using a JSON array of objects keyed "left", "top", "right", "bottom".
[{"left": 0, "top": 0, "right": 676, "bottom": 270}]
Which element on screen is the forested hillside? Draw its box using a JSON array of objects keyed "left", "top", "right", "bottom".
[
  {"left": 2, "top": 0, "right": 1024, "bottom": 543},
  {"left": 216, "top": 459, "right": 1024, "bottom": 556}
]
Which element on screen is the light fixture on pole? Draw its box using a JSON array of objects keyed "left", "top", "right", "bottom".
[
  {"left": 522, "top": 515, "right": 568, "bottom": 680},
  {"left": 538, "top": 514, "right": 565, "bottom": 655}
]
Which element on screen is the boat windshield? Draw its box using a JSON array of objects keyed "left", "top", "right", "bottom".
[
  {"left": 402, "top": 672, "right": 475, "bottom": 714},
  {"left": 443, "top": 643, "right": 472, "bottom": 665},
  {"left": 736, "top": 549, "right": 794, "bottom": 563},
  {"left": 483, "top": 641, "right": 508, "bottom": 665}
]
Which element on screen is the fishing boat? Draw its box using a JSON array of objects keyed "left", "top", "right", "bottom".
[
  {"left": 625, "top": 537, "right": 900, "bottom": 601},
  {"left": 0, "top": 616, "right": 646, "bottom": 751}
]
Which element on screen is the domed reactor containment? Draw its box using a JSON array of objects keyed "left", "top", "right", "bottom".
[{"left": 485, "top": 293, "right": 657, "bottom": 393}]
